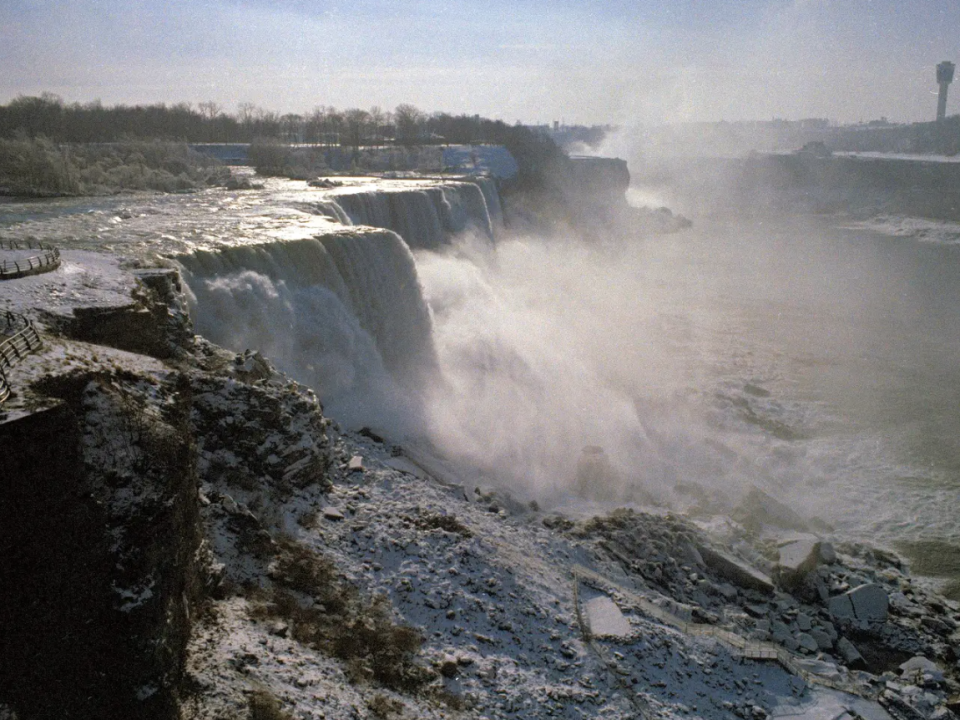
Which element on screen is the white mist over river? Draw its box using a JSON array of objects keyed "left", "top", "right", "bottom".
[{"left": 3, "top": 175, "right": 960, "bottom": 589}]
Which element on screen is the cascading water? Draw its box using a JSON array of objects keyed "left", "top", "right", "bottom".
[
  {"left": 178, "top": 227, "right": 436, "bottom": 431},
  {"left": 300, "top": 180, "right": 498, "bottom": 249}
]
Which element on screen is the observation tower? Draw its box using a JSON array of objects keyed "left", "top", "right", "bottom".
[{"left": 937, "top": 61, "right": 955, "bottom": 121}]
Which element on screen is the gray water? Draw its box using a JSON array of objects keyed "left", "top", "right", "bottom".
[{"left": 629, "top": 211, "right": 960, "bottom": 591}]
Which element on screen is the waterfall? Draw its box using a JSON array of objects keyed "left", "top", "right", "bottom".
[
  {"left": 178, "top": 177, "right": 503, "bottom": 432},
  {"left": 298, "top": 180, "right": 498, "bottom": 249},
  {"left": 387, "top": 188, "right": 446, "bottom": 249},
  {"left": 474, "top": 177, "right": 504, "bottom": 229},
  {"left": 177, "top": 228, "right": 436, "bottom": 429},
  {"left": 331, "top": 191, "right": 394, "bottom": 231}
]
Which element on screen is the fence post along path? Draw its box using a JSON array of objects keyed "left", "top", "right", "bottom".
[{"left": 0, "top": 311, "right": 42, "bottom": 403}]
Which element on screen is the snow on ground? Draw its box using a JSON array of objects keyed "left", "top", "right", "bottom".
[
  {"left": 833, "top": 152, "right": 960, "bottom": 164},
  {"left": 0, "top": 249, "right": 138, "bottom": 322},
  {"left": 183, "top": 407, "right": 902, "bottom": 720}
]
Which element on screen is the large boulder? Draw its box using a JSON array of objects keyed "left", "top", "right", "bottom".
[
  {"left": 829, "top": 583, "right": 889, "bottom": 625},
  {"left": 776, "top": 534, "right": 821, "bottom": 588},
  {"left": 583, "top": 595, "right": 632, "bottom": 639},
  {"left": 900, "top": 656, "right": 944, "bottom": 684},
  {"left": 698, "top": 545, "right": 775, "bottom": 593}
]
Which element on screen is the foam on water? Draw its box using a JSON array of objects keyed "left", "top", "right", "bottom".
[{"left": 846, "top": 215, "right": 960, "bottom": 246}]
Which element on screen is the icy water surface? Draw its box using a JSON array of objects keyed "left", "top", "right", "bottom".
[
  {"left": 2, "top": 182, "right": 959, "bottom": 591},
  {"left": 628, "top": 212, "right": 960, "bottom": 590}
]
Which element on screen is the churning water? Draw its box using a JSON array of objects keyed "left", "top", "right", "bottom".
[{"left": 3, "top": 176, "right": 959, "bottom": 590}]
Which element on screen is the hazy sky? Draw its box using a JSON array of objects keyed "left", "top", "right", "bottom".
[{"left": 2, "top": 0, "right": 959, "bottom": 125}]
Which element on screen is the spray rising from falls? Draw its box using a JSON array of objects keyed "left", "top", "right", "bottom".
[
  {"left": 178, "top": 177, "right": 754, "bottom": 505},
  {"left": 178, "top": 179, "right": 499, "bottom": 433},
  {"left": 178, "top": 228, "right": 436, "bottom": 431}
]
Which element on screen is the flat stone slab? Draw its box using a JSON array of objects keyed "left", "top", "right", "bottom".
[
  {"left": 699, "top": 545, "right": 775, "bottom": 593},
  {"left": 321, "top": 507, "right": 344, "bottom": 521},
  {"left": 583, "top": 595, "right": 632, "bottom": 639}
]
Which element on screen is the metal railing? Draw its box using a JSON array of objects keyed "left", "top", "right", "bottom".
[
  {"left": 0, "top": 311, "right": 42, "bottom": 403},
  {"left": 0, "top": 240, "right": 61, "bottom": 280}
]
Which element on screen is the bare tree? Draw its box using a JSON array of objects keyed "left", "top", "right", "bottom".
[
  {"left": 236, "top": 102, "right": 259, "bottom": 126},
  {"left": 198, "top": 101, "right": 222, "bottom": 120},
  {"left": 344, "top": 108, "right": 370, "bottom": 156},
  {"left": 368, "top": 106, "right": 386, "bottom": 147},
  {"left": 324, "top": 108, "right": 345, "bottom": 147},
  {"left": 280, "top": 113, "right": 305, "bottom": 143},
  {"left": 394, "top": 103, "right": 424, "bottom": 147}
]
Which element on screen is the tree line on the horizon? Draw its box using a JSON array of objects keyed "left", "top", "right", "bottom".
[
  {"left": 0, "top": 93, "right": 569, "bottom": 189},
  {"left": 0, "top": 93, "right": 542, "bottom": 149},
  {"left": 0, "top": 94, "right": 577, "bottom": 196}
]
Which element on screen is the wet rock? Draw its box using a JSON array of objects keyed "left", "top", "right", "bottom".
[
  {"left": 772, "top": 621, "right": 792, "bottom": 644},
  {"left": 682, "top": 542, "right": 705, "bottom": 567},
  {"left": 794, "top": 657, "right": 842, "bottom": 681},
  {"left": 745, "top": 604, "right": 770, "bottom": 618},
  {"left": 583, "top": 595, "right": 632, "bottom": 639},
  {"left": 819, "top": 542, "right": 838, "bottom": 564},
  {"left": 321, "top": 507, "right": 344, "bottom": 521},
  {"left": 810, "top": 628, "right": 834, "bottom": 650},
  {"left": 357, "top": 427, "right": 384, "bottom": 443},
  {"left": 439, "top": 656, "right": 459, "bottom": 678},
  {"left": 797, "top": 633, "right": 819, "bottom": 653},
  {"left": 945, "top": 696, "right": 960, "bottom": 715},
  {"left": 716, "top": 582, "right": 739, "bottom": 601},
  {"left": 921, "top": 616, "right": 955, "bottom": 637},
  {"left": 890, "top": 591, "right": 923, "bottom": 617},
  {"left": 900, "top": 657, "right": 944, "bottom": 684}
]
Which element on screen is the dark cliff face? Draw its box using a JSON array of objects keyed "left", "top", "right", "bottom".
[
  {"left": 501, "top": 153, "right": 689, "bottom": 237},
  {"left": 500, "top": 154, "right": 629, "bottom": 234},
  {"left": 39, "top": 267, "right": 193, "bottom": 361},
  {"left": 0, "top": 370, "right": 202, "bottom": 720},
  {"left": 565, "top": 156, "right": 631, "bottom": 203}
]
